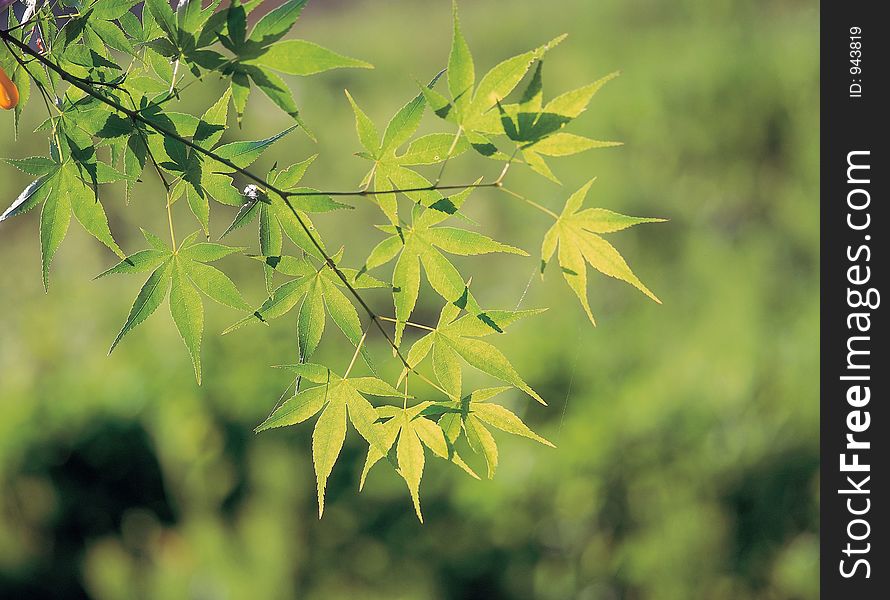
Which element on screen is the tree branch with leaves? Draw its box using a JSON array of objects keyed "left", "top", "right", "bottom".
[{"left": 0, "top": 0, "right": 664, "bottom": 521}]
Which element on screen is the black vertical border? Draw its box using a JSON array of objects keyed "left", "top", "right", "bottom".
[{"left": 821, "top": 2, "right": 885, "bottom": 597}]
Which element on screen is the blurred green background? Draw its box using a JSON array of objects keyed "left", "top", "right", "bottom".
[{"left": 0, "top": 0, "right": 819, "bottom": 598}]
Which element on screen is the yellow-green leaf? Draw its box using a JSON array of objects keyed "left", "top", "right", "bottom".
[
  {"left": 169, "top": 260, "right": 204, "bottom": 383},
  {"left": 543, "top": 179, "right": 664, "bottom": 323},
  {"left": 109, "top": 259, "right": 173, "bottom": 353},
  {"left": 256, "top": 385, "right": 328, "bottom": 432},
  {"left": 313, "top": 397, "right": 347, "bottom": 518},
  {"left": 448, "top": 0, "right": 474, "bottom": 118},
  {"left": 397, "top": 424, "right": 426, "bottom": 522},
  {"left": 472, "top": 402, "right": 554, "bottom": 447},
  {"left": 247, "top": 40, "right": 372, "bottom": 76}
]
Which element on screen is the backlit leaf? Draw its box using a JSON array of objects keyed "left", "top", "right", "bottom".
[
  {"left": 541, "top": 179, "right": 664, "bottom": 324},
  {"left": 214, "top": 126, "right": 297, "bottom": 172},
  {"left": 109, "top": 259, "right": 173, "bottom": 353},
  {"left": 39, "top": 186, "right": 72, "bottom": 291},
  {"left": 345, "top": 90, "right": 380, "bottom": 156},
  {"left": 448, "top": 1, "right": 474, "bottom": 118},
  {"left": 246, "top": 40, "right": 372, "bottom": 76},
  {"left": 183, "top": 260, "right": 252, "bottom": 311},
  {"left": 312, "top": 395, "right": 346, "bottom": 518},
  {"left": 170, "top": 260, "right": 204, "bottom": 383}
]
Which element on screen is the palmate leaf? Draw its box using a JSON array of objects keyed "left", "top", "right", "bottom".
[
  {"left": 349, "top": 71, "right": 447, "bottom": 162},
  {"left": 102, "top": 230, "right": 248, "bottom": 382},
  {"left": 358, "top": 402, "right": 479, "bottom": 522},
  {"left": 405, "top": 303, "right": 547, "bottom": 405},
  {"left": 363, "top": 199, "right": 527, "bottom": 345},
  {"left": 88, "top": 14, "right": 136, "bottom": 57},
  {"left": 420, "top": 2, "right": 564, "bottom": 152},
  {"left": 246, "top": 40, "right": 372, "bottom": 76},
  {"left": 541, "top": 179, "right": 665, "bottom": 324},
  {"left": 223, "top": 253, "right": 385, "bottom": 363},
  {"left": 497, "top": 64, "right": 622, "bottom": 183},
  {"left": 3, "top": 152, "right": 125, "bottom": 290},
  {"left": 143, "top": 0, "right": 227, "bottom": 76},
  {"left": 214, "top": 0, "right": 372, "bottom": 124},
  {"left": 431, "top": 386, "right": 553, "bottom": 479},
  {"left": 221, "top": 155, "right": 343, "bottom": 268},
  {"left": 344, "top": 73, "right": 470, "bottom": 225},
  {"left": 214, "top": 126, "right": 298, "bottom": 172},
  {"left": 143, "top": 93, "right": 296, "bottom": 235},
  {"left": 170, "top": 259, "right": 204, "bottom": 382},
  {"left": 255, "top": 368, "right": 403, "bottom": 517}
]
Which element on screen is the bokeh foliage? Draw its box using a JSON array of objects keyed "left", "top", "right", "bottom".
[{"left": 0, "top": 0, "right": 818, "bottom": 598}]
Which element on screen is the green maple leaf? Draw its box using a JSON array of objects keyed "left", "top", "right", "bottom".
[
  {"left": 497, "top": 63, "right": 622, "bottom": 183},
  {"left": 83, "top": 0, "right": 141, "bottom": 57},
  {"left": 254, "top": 365, "right": 403, "bottom": 517},
  {"left": 3, "top": 134, "right": 128, "bottom": 290},
  {"left": 428, "top": 386, "right": 554, "bottom": 479},
  {"left": 404, "top": 303, "right": 547, "bottom": 405},
  {"left": 419, "top": 1, "right": 565, "bottom": 158},
  {"left": 541, "top": 179, "right": 665, "bottom": 324},
  {"left": 363, "top": 200, "right": 528, "bottom": 345},
  {"left": 83, "top": 89, "right": 301, "bottom": 237},
  {"left": 221, "top": 153, "right": 350, "bottom": 287},
  {"left": 344, "top": 76, "right": 471, "bottom": 225},
  {"left": 69, "top": 89, "right": 250, "bottom": 229},
  {"left": 223, "top": 252, "right": 385, "bottom": 364},
  {"left": 204, "top": 0, "right": 372, "bottom": 125},
  {"left": 99, "top": 229, "right": 249, "bottom": 382},
  {"left": 154, "top": 93, "right": 297, "bottom": 236},
  {"left": 358, "top": 402, "right": 479, "bottom": 523}
]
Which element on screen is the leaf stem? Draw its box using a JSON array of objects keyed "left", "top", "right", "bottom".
[
  {"left": 378, "top": 315, "right": 435, "bottom": 332},
  {"left": 498, "top": 187, "right": 559, "bottom": 219},
  {"left": 286, "top": 181, "right": 500, "bottom": 198},
  {"left": 403, "top": 375, "right": 408, "bottom": 410},
  {"left": 169, "top": 58, "right": 180, "bottom": 95},
  {"left": 343, "top": 326, "right": 369, "bottom": 378},
  {"left": 433, "top": 126, "right": 463, "bottom": 185},
  {"left": 495, "top": 147, "right": 520, "bottom": 184},
  {"left": 165, "top": 188, "right": 177, "bottom": 251}
]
